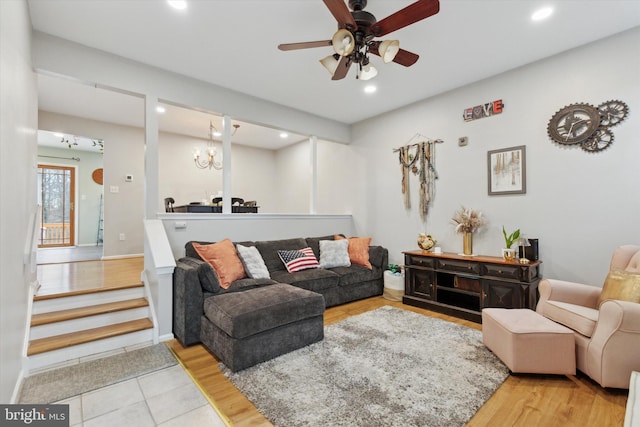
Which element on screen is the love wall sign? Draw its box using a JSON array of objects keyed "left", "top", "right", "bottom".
[{"left": 463, "top": 99, "right": 504, "bottom": 122}]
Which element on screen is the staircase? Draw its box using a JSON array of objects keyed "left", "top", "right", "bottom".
[{"left": 28, "top": 282, "right": 154, "bottom": 373}]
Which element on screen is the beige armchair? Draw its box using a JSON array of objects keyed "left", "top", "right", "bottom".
[{"left": 536, "top": 245, "right": 640, "bottom": 389}]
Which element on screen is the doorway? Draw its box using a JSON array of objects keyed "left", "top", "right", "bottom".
[{"left": 37, "top": 164, "right": 75, "bottom": 247}]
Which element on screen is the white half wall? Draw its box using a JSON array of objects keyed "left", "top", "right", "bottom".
[{"left": 159, "top": 214, "right": 354, "bottom": 260}]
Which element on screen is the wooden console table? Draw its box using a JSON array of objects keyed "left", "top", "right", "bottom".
[{"left": 403, "top": 250, "right": 541, "bottom": 323}]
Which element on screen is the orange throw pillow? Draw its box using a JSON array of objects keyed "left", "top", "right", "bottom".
[
  {"left": 335, "top": 235, "right": 372, "bottom": 269},
  {"left": 193, "top": 239, "right": 246, "bottom": 289}
]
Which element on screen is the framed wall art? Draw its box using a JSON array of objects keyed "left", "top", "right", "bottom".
[{"left": 487, "top": 145, "right": 526, "bottom": 195}]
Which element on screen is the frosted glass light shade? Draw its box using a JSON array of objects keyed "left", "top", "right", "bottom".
[
  {"left": 332, "top": 29, "right": 355, "bottom": 56},
  {"left": 320, "top": 55, "right": 340, "bottom": 75},
  {"left": 379, "top": 40, "right": 400, "bottom": 63},
  {"left": 360, "top": 65, "right": 378, "bottom": 81}
]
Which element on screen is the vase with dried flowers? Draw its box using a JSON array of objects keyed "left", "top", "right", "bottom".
[{"left": 451, "top": 206, "right": 487, "bottom": 255}]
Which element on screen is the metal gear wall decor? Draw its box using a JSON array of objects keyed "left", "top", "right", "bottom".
[
  {"left": 547, "top": 103, "right": 600, "bottom": 145},
  {"left": 547, "top": 99, "right": 629, "bottom": 153},
  {"left": 598, "top": 100, "right": 628, "bottom": 127}
]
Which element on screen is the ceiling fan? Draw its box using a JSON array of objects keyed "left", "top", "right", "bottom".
[{"left": 278, "top": 0, "right": 440, "bottom": 81}]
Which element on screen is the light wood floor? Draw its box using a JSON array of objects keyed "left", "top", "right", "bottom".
[
  {"left": 168, "top": 297, "right": 629, "bottom": 427},
  {"left": 36, "top": 257, "right": 144, "bottom": 298},
  {"left": 38, "top": 257, "right": 627, "bottom": 426}
]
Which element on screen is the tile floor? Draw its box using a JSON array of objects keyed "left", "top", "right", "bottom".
[{"left": 55, "top": 364, "right": 227, "bottom": 427}]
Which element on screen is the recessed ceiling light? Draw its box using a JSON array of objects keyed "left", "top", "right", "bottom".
[
  {"left": 167, "top": 0, "right": 187, "bottom": 10},
  {"left": 156, "top": 106, "right": 166, "bottom": 114},
  {"left": 280, "top": 132, "right": 289, "bottom": 139},
  {"left": 53, "top": 132, "right": 64, "bottom": 138},
  {"left": 364, "top": 85, "right": 377, "bottom": 94},
  {"left": 531, "top": 7, "right": 553, "bottom": 21}
]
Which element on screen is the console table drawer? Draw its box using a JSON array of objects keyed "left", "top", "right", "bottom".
[
  {"left": 406, "top": 255, "right": 435, "bottom": 268},
  {"left": 437, "top": 259, "right": 481, "bottom": 275},
  {"left": 483, "top": 263, "right": 521, "bottom": 280}
]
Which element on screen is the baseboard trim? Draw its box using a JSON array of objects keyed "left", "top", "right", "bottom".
[
  {"left": 11, "top": 366, "right": 26, "bottom": 403},
  {"left": 101, "top": 253, "right": 144, "bottom": 260},
  {"left": 158, "top": 333, "right": 174, "bottom": 342}
]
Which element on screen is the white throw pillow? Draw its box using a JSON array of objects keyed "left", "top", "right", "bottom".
[
  {"left": 236, "top": 244, "right": 270, "bottom": 279},
  {"left": 319, "top": 239, "right": 351, "bottom": 269}
]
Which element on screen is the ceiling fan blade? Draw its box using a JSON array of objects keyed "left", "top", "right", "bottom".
[
  {"left": 332, "top": 56, "right": 351, "bottom": 80},
  {"left": 371, "top": 0, "right": 440, "bottom": 37},
  {"left": 278, "top": 40, "right": 332, "bottom": 51},
  {"left": 323, "top": 0, "right": 357, "bottom": 30},
  {"left": 390, "top": 49, "right": 419, "bottom": 67},
  {"left": 369, "top": 42, "right": 419, "bottom": 67}
]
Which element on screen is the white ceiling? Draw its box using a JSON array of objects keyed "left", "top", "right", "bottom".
[{"left": 29, "top": 0, "right": 640, "bottom": 148}]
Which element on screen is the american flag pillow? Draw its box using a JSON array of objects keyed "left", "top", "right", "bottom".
[{"left": 278, "top": 247, "right": 319, "bottom": 273}]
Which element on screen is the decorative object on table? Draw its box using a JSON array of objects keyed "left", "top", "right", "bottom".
[
  {"left": 501, "top": 226, "right": 520, "bottom": 261},
  {"left": 547, "top": 100, "right": 628, "bottom": 153},
  {"left": 517, "top": 237, "right": 531, "bottom": 264},
  {"left": 417, "top": 233, "right": 436, "bottom": 251},
  {"left": 463, "top": 99, "right": 504, "bottom": 122},
  {"left": 519, "top": 237, "right": 539, "bottom": 261},
  {"left": 451, "top": 206, "right": 487, "bottom": 256},
  {"left": 394, "top": 134, "right": 443, "bottom": 222},
  {"left": 488, "top": 145, "right": 526, "bottom": 195}
]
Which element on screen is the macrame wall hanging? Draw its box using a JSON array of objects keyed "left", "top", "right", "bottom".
[{"left": 394, "top": 134, "right": 443, "bottom": 222}]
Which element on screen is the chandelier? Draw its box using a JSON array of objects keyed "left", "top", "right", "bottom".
[{"left": 193, "top": 121, "right": 239, "bottom": 170}]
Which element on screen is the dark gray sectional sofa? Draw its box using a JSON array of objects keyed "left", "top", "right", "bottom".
[{"left": 172, "top": 235, "right": 388, "bottom": 349}]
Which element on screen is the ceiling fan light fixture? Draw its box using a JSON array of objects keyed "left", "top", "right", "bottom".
[
  {"left": 332, "top": 29, "right": 355, "bottom": 56},
  {"left": 320, "top": 54, "right": 340, "bottom": 76},
  {"left": 378, "top": 40, "right": 400, "bottom": 63},
  {"left": 360, "top": 65, "right": 378, "bottom": 81}
]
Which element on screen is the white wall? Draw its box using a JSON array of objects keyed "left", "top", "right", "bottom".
[
  {"left": 317, "top": 140, "right": 357, "bottom": 215},
  {"left": 349, "top": 27, "right": 640, "bottom": 286},
  {"left": 274, "top": 140, "right": 311, "bottom": 213},
  {"left": 0, "top": 0, "right": 38, "bottom": 403},
  {"left": 158, "top": 132, "right": 278, "bottom": 213},
  {"left": 37, "top": 146, "right": 104, "bottom": 246},
  {"left": 39, "top": 111, "right": 145, "bottom": 258}
]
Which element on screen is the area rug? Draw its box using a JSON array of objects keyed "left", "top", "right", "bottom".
[
  {"left": 20, "top": 343, "right": 177, "bottom": 404},
  {"left": 221, "top": 306, "right": 509, "bottom": 427}
]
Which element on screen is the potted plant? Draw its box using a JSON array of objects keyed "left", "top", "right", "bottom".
[{"left": 502, "top": 226, "right": 520, "bottom": 261}]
